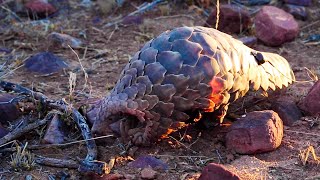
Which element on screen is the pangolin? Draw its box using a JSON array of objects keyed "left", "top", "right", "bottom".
[{"left": 87, "top": 26, "right": 295, "bottom": 146}]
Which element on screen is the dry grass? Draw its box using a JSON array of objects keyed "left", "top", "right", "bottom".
[
  {"left": 9, "top": 142, "right": 35, "bottom": 171},
  {"left": 299, "top": 146, "right": 320, "bottom": 166}
]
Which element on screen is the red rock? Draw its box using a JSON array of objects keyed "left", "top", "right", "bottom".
[
  {"left": 199, "top": 163, "right": 240, "bottom": 180},
  {"left": 128, "top": 155, "right": 168, "bottom": 171},
  {"left": 284, "top": 0, "right": 312, "bottom": 6},
  {"left": 254, "top": 6, "right": 299, "bottom": 46},
  {"left": 0, "top": 93, "right": 21, "bottom": 125},
  {"left": 42, "top": 114, "right": 67, "bottom": 144},
  {"left": 205, "top": 4, "right": 251, "bottom": 34},
  {"left": 272, "top": 98, "right": 302, "bottom": 126},
  {"left": 300, "top": 80, "right": 320, "bottom": 116},
  {"left": 25, "top": 0, "right": 57, "bottom": 17},
  {"left": 226, "top": 110, "right": 283, "bottom": 154},
  {"left": 141, "top": 167, "right": 157, "bottom": 179}
]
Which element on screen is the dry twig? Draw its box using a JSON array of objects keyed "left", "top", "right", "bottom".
[{"left": 0, "top": 81, "right": 107, "bottom": 175}]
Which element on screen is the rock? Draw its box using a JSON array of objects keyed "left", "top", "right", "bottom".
[
  {"left": 42, "top": 114, "right": 67, "bottom": 144},
  {"left": 300, "top": 80, "right": 320, "bottom": 116},
  {"left": 96, "top": 0, "right": 116, "bottom": 14},
  {"left": 122, "top": 15, "right": 144, "bottom": 25},
  {"left": 199, "top": 163, "right": 240, "bottom": 180},
  {"left": 0, "top": 94, "right": 21, "bottom": 125},
  {"left": 238, "top": 36, "right": 257, "bottom": 48},
  {"left": 25, "top": 0, "right": 57, "bottom": 18},
  {"left": 85, "top": 173, "right": 124, "bottom": 180},
  {"left": 283, "top": 4, "right": 308, "bottom": 21},
  {"left": 254, "top": 6, "right": 299, "bottom": 46},
  {"left": 24, "top": 52, "right": 69, "bottom": 74},
  {"left": 47, "top": 32, "right": 82, "bottom": 49},
  {"left": 284, "top": 0, "right": 312, "bottom": 6},
  {"left": 141, "top": 167, "right": 157, "bottom": 179},
  {"left": 0, "top": 123, "right": 9, "bottom": 138},
  {"left": 232, "top": 0, "right": 270, "bottom": 6},
  {"left": 128, "top": 155, "right": 168, "bottom": 171},
  {"left": 271, "top": 98, "right": 302, "bottom": 126},
  {"left": 25, "top": 175, "right": 32, "bottom": 180},
  {"left": 226, "top": 110, "right": 283, "bottom": 154},
  {"left": 205, "top": 5, "right": 251, "bottom": 34}
]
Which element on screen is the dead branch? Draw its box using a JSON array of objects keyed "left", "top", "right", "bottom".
[
  {"left": 35, "top": 156, "right": 79, "bottom": 169},
  {"left": 104, "top": 0, "right": 164, "bottom": 28},
  {"left": 0, "top": 117, "right": 49, "bottom": 146},
  {"left": 0, "top": 80, "right": 107, "bottom": 175}
]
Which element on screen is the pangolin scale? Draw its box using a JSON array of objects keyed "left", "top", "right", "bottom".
[{"left": 87, "top": 26, "right": 295, "bottom": 146}]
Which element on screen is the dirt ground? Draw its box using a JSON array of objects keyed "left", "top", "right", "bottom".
[{"left": 0, "top": 0, "right": 320, "bottom": 179}]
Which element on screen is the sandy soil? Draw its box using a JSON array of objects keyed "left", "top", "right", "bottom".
[{"left": 0, "top": 1, "right": 319, "bottom": 179}]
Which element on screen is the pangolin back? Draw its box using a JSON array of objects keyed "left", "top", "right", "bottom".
[{"left": 87, "top": 26, "right": 295, "bottom": 146}]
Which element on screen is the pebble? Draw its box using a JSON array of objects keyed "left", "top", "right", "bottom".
[
  {"left": 300, "top": 80, "right": 320, "bottom": 116},
  {"left": 47, "top": 32, "right": 82, "bottom": 49},
  {"left": 141, "top": 167, "right": 157, "bottom": 179},
  {"left": 283, "top": 4, "right": 308, "bottom": 21},
  {"left": 254, "top": 6, "right": 299, "bottom": 46},
  {"left": 199, "top": 163, "right": 240, "bottom": 180},
  {"left": 128, "top": 155, "right": 168, "bottom": 171},
  {"left": 271, "top": 98, "right": 302, "bottom": 126}
]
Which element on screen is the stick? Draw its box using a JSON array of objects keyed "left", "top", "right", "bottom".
[
  {"left": 104, "top": 0, "right": 164, "bottom": 28},
  {"left": 35, "top": 156, "right": 79, "bottom": 169},
  {"left": 0, "top": 117, "right": 49, "bottom": 146}
]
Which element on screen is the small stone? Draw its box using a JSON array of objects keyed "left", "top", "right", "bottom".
[
  {"left": 141, "top": 167, "right": 157, "bottom": 179},
  {"left": 128, "top": 155, "right": 168, "bottom": 171},
  {"left": 271, "top": 98, "right": 302, "bottom": 126},
  {"left": 25, "top": 0, "right": 57, "bottom": 18},
  {"left": 128, "top": 146, "right": 139, "bottom": 157},
  {"left": 199, "top": 163, "right": 240, "bottom": 180},
  {"left": 0, "top": 123, "right": 9, "bottom": 138},
  {"left": 0, "top": 93, "right": 21, "bottom": 125},
  {"left": 42, "top": 114, "right": 67, "bottom": 144},
  {"left": 24, "top": 52, "right": 69, "bottom": 74},
  {"left": 25, "top": 175, "right": 33, "bottom": 180},
  {"left": 205, "top": 5, "right": 251, "bottom": 34},
  {"left": 226, "top": 110, "right": 283, "bottom": 154},
  {"left": 254, "top": 6, "right": 299, "bottom": 46},
  {"left": 283, "top": 4, "right": 308, "bottom": 21},
  {"left": 96, "top": 0, "right": 116, "bottom": 14},
  {"left": 232, "top": 0, "right": 270, "bottom": 6},
  {"left": 284, "top": 0, "right": 312, "bottom": 6},
  {"left": 48, "top": 32, "right": 82, "bottom": 49},
  {"left": 238, "top": 36, "right": 257, "bottom": 48},
  {"left": 122, "top": 15, "right": 144, "bottom": 25},
  {"left": 300, "top": 80, "right": 320, "bottom": 116}
]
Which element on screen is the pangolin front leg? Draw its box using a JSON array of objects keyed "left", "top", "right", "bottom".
[{"left": 87, "top": 26, "right": 295, "bottom": 146}]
